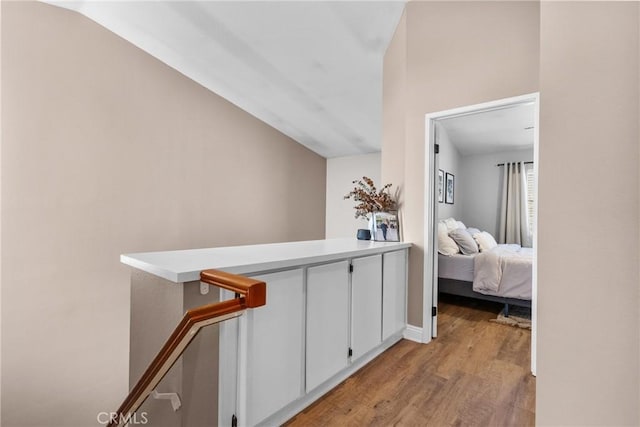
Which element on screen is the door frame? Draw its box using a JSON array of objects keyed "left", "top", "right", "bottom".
[{"left": 422, "top": 92, "right": 540, "bottom": 375}]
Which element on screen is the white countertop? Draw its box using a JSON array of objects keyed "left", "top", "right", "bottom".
[{"left": 121, "top": 238, "right": 411, "bottom": 283}]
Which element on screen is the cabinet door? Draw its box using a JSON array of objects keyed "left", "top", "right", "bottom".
[
  {"left": 245, "top": 269, "right": 304, "bottom": 426},
  {"left": 351, "top": 254, "right": 382, "bottom": 360},
  {"left": 306, "top": 261, "right": 350, "bottom": 392},
  {"left": 382, "top": 249, "right": 407, "bottom": 340}
]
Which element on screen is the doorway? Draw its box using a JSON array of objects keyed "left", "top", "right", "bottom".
[{"left": 422, "top": 93, "right": 539, "bottom": 375}]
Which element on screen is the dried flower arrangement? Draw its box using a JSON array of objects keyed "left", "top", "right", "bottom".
[{"left": 344, "top": 176, "right": 397, "bottom": 220}]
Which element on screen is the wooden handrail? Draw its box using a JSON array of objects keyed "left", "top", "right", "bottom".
[
  {"left": 107, "top": 270, "right": 266, "bottom": 427},
  {"left": 200, "top": 269, "right": 266, "bottom": 308}
]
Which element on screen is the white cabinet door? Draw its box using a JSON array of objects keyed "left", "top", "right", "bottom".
[
  {"left": 306, "top": 261, "right": 350, "bottom": 392},
  {"left": 382, "top": 249, "right": 407, "bottom": 340},
  {"left": 351, "top": 254, "right": 382, "bottom": 360},
  {"left": 244, "top": 269, "right": 304, "bottom": 426}
]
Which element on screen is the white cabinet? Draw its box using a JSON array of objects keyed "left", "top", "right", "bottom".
[
  {"left": 125, "top": 240, "right": 410, "bottom": 427},
  {"left": 217, "top": 247, "right": 408, "bottom": 426},
  {"left": 306, "top": 261, "right": 350, "bottom": 392},
  {"left": 306, "top": 255, "right": 388, "bottom": 391},
  {"left": 351, "top": 254, "right": 383, "bottom": 360},
  {"left": 244, "top": 269, "right": 304, "bottom": 426},
  {"left": 382, "top": 250, "right": 407, "bottom": 340}
]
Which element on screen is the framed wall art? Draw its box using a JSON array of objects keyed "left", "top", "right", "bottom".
[{"left": 445, "top": 172, "right": 454, "bottom": 204}]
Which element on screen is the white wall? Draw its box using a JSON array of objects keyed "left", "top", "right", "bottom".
[
  {"left": 458, "top": 148, "right": 533, "bottom": 236},
  {"left": 325, "top": 153, "right": 381, "bottom": 238},
  {"left": 436, "top": 124, "right": 462, "bottom": 221}
]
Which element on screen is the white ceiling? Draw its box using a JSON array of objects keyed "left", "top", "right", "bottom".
[
  {"left": 437, "top": 103, "right": 535, "bottom": 156},
  {"left": 45, "top": 0, "right": 406, "bottom": 158}
]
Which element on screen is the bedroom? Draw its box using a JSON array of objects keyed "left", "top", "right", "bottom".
[{"left": 432, "top": 99, "right": 536, "bottom": 332}]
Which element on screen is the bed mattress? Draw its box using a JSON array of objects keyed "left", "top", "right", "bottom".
[
  {"left": 438, "top": 249, "right": 532, "bottom": 300},
  {"left": 438, "top": 253, "right": 475, "bottom": 282}
]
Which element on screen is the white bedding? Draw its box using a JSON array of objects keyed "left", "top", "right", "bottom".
[{"left": 473, "top": 244, "right": 532, "bottom": 300}]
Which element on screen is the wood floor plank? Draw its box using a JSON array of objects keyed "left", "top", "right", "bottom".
[{"left": 286, "top": 295, "right": 535, "bottom": 426}]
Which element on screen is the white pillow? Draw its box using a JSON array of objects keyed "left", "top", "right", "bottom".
[
  {"left": 442, "top": 217, "right": 459, "bottom": 232},
  {"left": 449, "top": 228, "right": 479, "bottom": 255},
  {"left": 456, "top": 221, "right": 466, "bottom": 230},
  {"left": 474, "top": 231, "right": 498, "bottom": 252},
  {"left": 438, "top": 222, "right": 460, "bottom": 255},
  {"left": 466, "top": 227, "right": 481, "bottom": 237}
]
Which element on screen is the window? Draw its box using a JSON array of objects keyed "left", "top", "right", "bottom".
[{"left": 525, "top": 163, "right": 535, "bottom": 235}]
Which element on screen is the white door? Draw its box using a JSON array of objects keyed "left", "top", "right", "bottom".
[
  {"left": 382, "top": 249, "right": 407, "bottom": 340},
  {"left": 306, "top": 261, "right": 350, "bottom": 392},
  {"left": 351, "top": 254, "right": 382, "bottom": 360},
  {"left": 432, "top": 125, "right": 440, "bottom": 338},
  {"left": 244, "top": 269, "right": 304, "bottom": 426}
]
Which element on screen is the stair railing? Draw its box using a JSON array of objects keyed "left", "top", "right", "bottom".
[{"left": 106, "top": 269, "right": 266, "bottom": 427}]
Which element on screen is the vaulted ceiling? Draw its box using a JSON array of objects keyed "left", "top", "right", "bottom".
[{"left": 45, "top": 1, "right": 407, "bottom": 158}]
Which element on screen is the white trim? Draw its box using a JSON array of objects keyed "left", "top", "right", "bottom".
[
  {"left": 530, "top": 94, "right": 540, "bottom": 377},
  {"left": 423, "top": 93, "right": 540, "bottom": 376},
  {"left": 237, "top": 310, "right": 248, "bottom": 425},
  {"left": 403, "top": 325, "right": 423, "bottom": 343}
]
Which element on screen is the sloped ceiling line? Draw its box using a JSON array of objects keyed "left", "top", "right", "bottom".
[
  {"left": 168, "top": 2, "right": 371, "bottom": 153},
  {"left": 45, "top": 0, "right": 407, "bottom": 158}
]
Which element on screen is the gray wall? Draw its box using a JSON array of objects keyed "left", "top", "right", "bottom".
[
  {"left": 458, "top": 148, "right": 533, "bottom": 237},
  {"left": 1, "top": 3, "right": 326, "bottom": 426},
  {"left": 436, "top": 124, "right": 462, "bottom": 221}
]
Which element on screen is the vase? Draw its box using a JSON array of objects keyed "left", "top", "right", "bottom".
[{"left": 369, "top": 215, "right": 377, "bottom": 241}]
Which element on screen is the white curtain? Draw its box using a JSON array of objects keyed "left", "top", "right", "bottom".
[{"left": 499, "top": 162, "right": 532, "bottom": 247}]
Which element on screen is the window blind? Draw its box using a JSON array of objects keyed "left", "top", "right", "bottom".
[{"left": 525, "top": 164, "right": 535, "bottom": 234}]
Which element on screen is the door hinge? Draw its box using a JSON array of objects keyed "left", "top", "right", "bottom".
[
  {"left": 349, "top": 264, "right": 353, "bottom": 273},
  {"left": 231, "top": 414, "right": 237, "bottom": 427},
  {"left": 348, "top": 347, "right": 353, "bottom": 358},
  {"left": 432, "top": 307, "right": 437, "bottom": 317},
  {"left": 435, "top": 143, "right": 440, "bottom": 154}
]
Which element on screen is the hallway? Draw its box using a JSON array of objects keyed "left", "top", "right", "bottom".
[{"left": 287, "top": 296, "right": 535, "bottom": 426}]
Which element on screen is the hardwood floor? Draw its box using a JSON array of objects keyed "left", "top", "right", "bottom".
[{"left": 286, "top": 295, "right": 535, "bottom": 427}]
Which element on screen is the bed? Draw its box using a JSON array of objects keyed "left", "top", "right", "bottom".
[{"left": 438, "top": 243, "right": 532, "bottom": 315}]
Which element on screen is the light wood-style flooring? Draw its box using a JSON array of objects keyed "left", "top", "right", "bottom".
[{"left": 286, "top": 295, "right": 535, "bottom": 426}]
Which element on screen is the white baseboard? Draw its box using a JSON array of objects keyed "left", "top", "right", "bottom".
[{"left": 403, "top": 324, "right": 423, "bottom": 343}]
